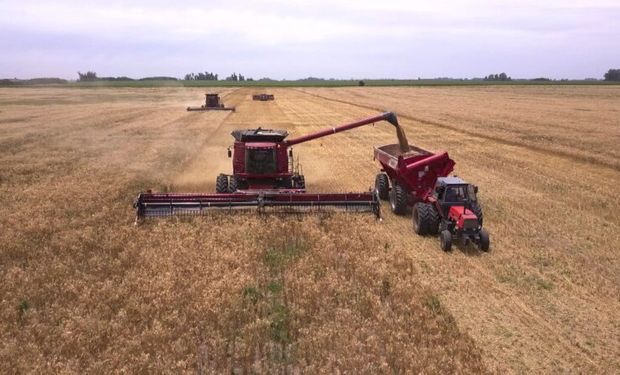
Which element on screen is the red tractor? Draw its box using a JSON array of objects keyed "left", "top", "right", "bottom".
[
  {"left": 374, "top": 144, "right": 489, "bottom": 251},
  {"left": 135, "top": 112, "right": 400, "bottom": 220}
]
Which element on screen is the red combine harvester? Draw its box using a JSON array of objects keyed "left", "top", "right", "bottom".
[
  {"left": 374, "top": 144, "right": 489, "bottom": 251},
  {"left": 187, "top": 93, "right": 235, "bottom": 111},
  {"left": 134, "top": 112, "right": 400, "bottom": 221},
  {"left": 252, "top": 94, "right": 275, "bottom": 101}
]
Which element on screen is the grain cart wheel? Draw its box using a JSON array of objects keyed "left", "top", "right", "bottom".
[
  {"left": 374, "top": 173, "right": 390, "bottom": 200},
  {"left": 216, "top": 174, "right": 229, "bottom": 193},
  {"left": 471, "top": 202, "right": 483, "bottom": 226},
  {"left": 478, "top": 229, "right": 490, "bottom": 252},
  {"left": 229, "top": 176, "right": 239, "bottom": 192},
  {"left": 389, "top": 182, "right": 408, "bottom": 215},
  {"left": 413, "top": 203, "right": 439, "bottom": 235},
  {"left": 440, "top": 230, "right": 453, "bottom": 252}
]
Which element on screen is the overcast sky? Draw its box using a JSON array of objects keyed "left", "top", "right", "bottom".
[{"left": 1, "top": 0, "right": 618, "bottom": 80}]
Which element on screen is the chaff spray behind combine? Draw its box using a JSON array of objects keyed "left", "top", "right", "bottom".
[{"left": 134, "top": 112, "right": 401, "bottom": 221}]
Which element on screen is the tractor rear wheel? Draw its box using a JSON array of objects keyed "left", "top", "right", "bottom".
[
  {"left": 216, "top": 174, "right": 228, "bottom": 193},
  {"left": 389, "top": 182, "right": 408, "bottom": 215},
  {"left": 440, "top": 230, "right": 452, "bottom": 252},
  {"left": 471, "top": 202, "right": 484, "bottom": 226},
  {"left": 413, "top": 203, "right": 440, "bottom": 235},
  {"left": 374, "top": 173, "right": 389, "bottom": 200},
  {"left": 478, "top": 229, "right": 490, "bottom": 251},
  {"left": 427, "top": 205, "right": 439, "bottom": 235}
]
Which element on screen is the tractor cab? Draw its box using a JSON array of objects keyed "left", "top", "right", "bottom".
[
  {"left": 434, "top": 177, "right": 478, "bottom": 207},
  {"left": 434, "top": 176, "right": 482, "bottom": 230}
]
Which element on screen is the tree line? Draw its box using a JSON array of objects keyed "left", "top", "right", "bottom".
[
  {"left": 77, "top": 71, "right": 177, "bottom": 82},
  {"left": 483, "top": 72, "right": 511, "bottom": 81},
  {"left": 183, "top": 72, "right": 253, "bottom": 81},
  {"left": 604, "top": 69, "right": 620, "bottom": 81}
]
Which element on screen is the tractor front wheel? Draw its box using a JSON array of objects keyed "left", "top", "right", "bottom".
[
  {"left": 216, "top": 174, "right": 228, "bottom": 193},
  {"left": 374, "top": 173, "right": 390, "bottom": 200},
  {"left": 440, "top": 230, "right": 453, "bottom": 252},
  {"left": 478, "top": 229, "right": 490, "bottom": 252},
  {"left": 389, "top": 182, "right": 408, "bottom": 215}
]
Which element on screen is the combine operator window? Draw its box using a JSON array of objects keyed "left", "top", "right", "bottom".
[{"left": 246, "top": 148, "right": 277, "bottom": 174}]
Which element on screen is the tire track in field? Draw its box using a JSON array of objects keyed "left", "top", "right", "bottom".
[
  {"left": 277, "top": 89, "right": 607, "bottom": 372},
  {"left": 294, "top": 91, "right": 612, "bottom": 367},
  {"left": 293, "top": 88, "right": 620, "bottom": 172}
]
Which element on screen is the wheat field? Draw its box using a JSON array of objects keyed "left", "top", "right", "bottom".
[{"left": 1, "top": 86, "right": 618, "bottom": 373}]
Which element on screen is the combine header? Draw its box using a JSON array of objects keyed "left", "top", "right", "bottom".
[
  {"left": 135, "top": 112, "right": 401, "bottom": 221},
  {"left": 187, "top": 93, "right": 235, "bottom": 111},
  {"left": 252, "top": 94, "right": 275, "bottom": 101}
]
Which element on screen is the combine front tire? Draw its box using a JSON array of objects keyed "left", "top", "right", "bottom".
[
  {"left": 478, "top": 229, "right": 490, "bottom": 252},
  {"left": 216, "top": 174, "right": 228, "bottom": 193},
  {"left": 440, "top": 230, "right": 453, "bottom": 252},
  {"left": 229, "top": 176, "right": 239, "bottom": 192},
  {"left": 295, "top": 175, "right": 306, "bottom": 189},
  {"left": 389, "top": 182, "right": 408, "bottom": 215},
  {"left": 374, "top": 173, "right": 390, "bottom": 200}
]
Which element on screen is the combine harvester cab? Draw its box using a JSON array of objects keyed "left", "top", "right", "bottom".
[
  {"left": 374, "top": 143, "right": 489, "bottom": 252},
  {"left": 135, "top": 112, "right": 402, "bottom": 222},
  {"left": 186, "top": 93, "right": 235, "bottom": 111}
]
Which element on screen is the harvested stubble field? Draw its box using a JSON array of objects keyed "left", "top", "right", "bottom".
[{"left": 0, "top": 85, "right": 618, "bottom": 373}]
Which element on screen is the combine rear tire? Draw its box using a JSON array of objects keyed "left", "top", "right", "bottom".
[
  {"left": 374, "top": 173, "right": 390, "bottom": 200},
  {"left": 216, "top": 174, "right": 228, "bottom": 193},
  {"left": 389, "top": 182, "right": 408, "bottom": 215},
  {"left": 413, "top": 203, "right": 440, "bottom": 235},
  {"left": 478, "top": 229, "right": 490, "bottom": 252},
  {"left": 440, "top": 230, "right": 453, "bottom": 252}
]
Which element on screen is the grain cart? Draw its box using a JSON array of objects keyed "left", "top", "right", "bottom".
[
  {"left": 187, "top": 93, "right": 235, "bottom": 111},
  {"left": 374, "top": 144, "right": 489, "bottom": 251},
  {"left": 252, "top": 94, "right": 275, "bottom": 101},
  {"left": 134, "top": 112, "right": 400, "bottom": 221}
]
